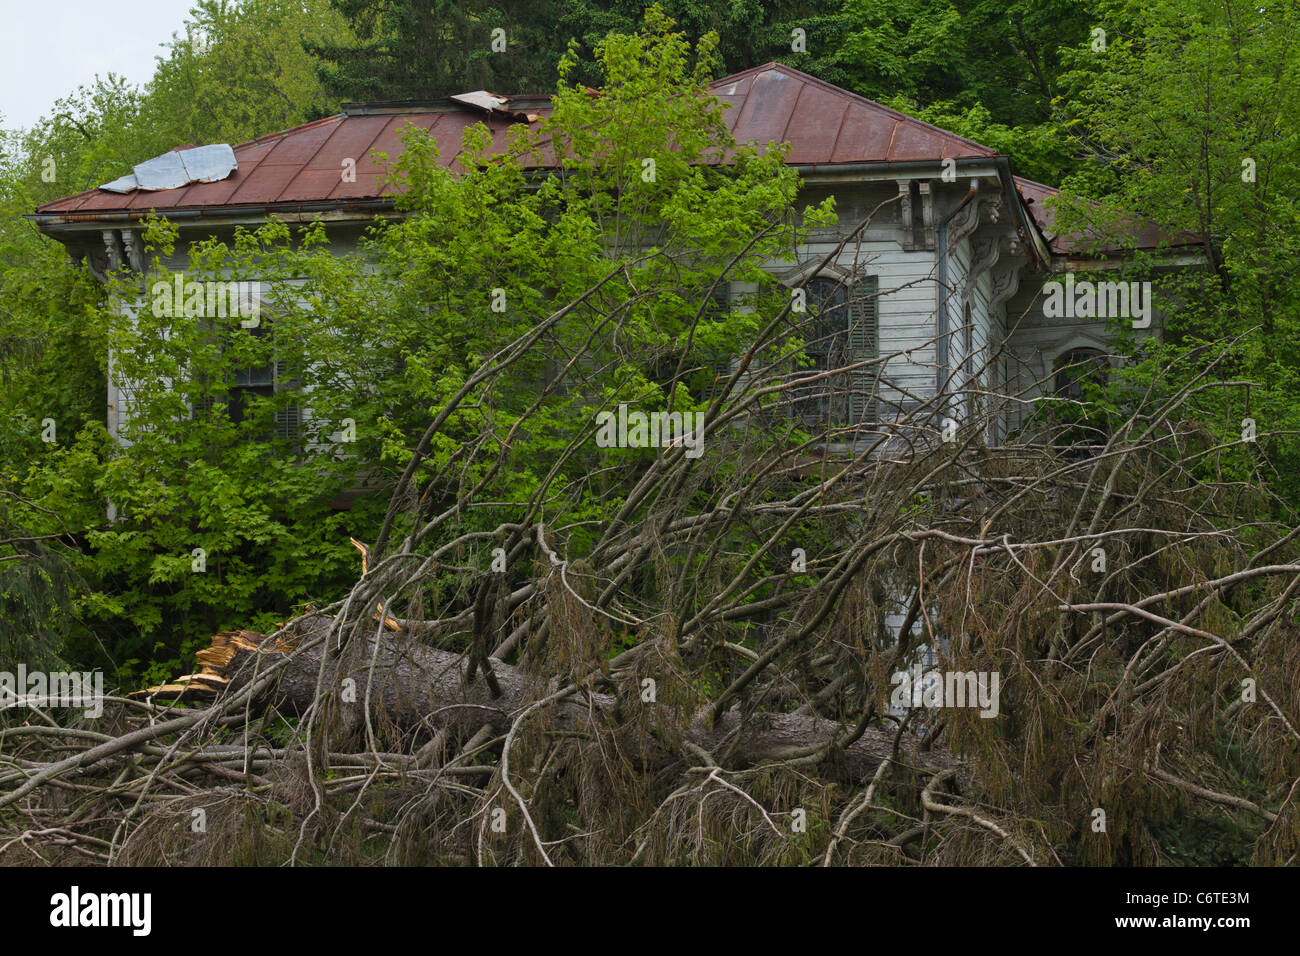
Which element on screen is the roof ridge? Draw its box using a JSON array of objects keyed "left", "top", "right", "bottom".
[{"left": 237, "top": 113, "right": 343, "bottom": 150}]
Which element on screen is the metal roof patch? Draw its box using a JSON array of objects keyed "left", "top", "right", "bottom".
[{"left": 99, "top": 143, "right": 238, "bottom": 193}]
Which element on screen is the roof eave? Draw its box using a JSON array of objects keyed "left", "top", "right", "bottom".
[
  {"left": 25, "top": 198, "right": 400, "bottom": 235},
  {"left": 792, "top": 157, "right": 1002, "bottom": 182},
  {"left": 991, "top": 158, "right": 1053, "bottom": 270}
]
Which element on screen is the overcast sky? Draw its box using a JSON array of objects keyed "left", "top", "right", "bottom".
[{"left": 0, "top": 0, "right": 198, "bottom": 131}]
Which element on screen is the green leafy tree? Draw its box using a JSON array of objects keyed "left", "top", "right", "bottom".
[
  {"left": 1055, "top": 0, "right": 1300, "bottom": 507},
  {"left": 143, "top": 0, "right": 351, "bottom": 143},
  {"left": 8, "top": 7, "right": 827, "bottom": 684}
]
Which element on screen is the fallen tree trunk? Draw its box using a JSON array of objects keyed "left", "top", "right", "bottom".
[{"left": 137, "top": 615, "right": 955, "bottom": 783}]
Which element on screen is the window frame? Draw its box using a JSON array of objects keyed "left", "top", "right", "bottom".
[{"left": 789, "top": 271, "right": 880, "bottom": 435}]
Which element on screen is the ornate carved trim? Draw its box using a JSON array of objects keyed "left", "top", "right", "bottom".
[
  {"left": 947, "top": 198, "right": 980, "bottom": 246},
  {"left": 962, "top": 235, "right": 1003, "bottom": 311},
  {"left": 101, "top": 230, "right": 123, "bottom": 273},
  {"left": 917, "top": 181, "right": 934, "bottom": 250},
  {"left": 123, "top": 230, "right": 146, "bottom": 273},
  {"left": 897, "top": 179, "right": 914, "bottom": 251},
  {"left": 989, "top": 260, "right": 1025, "bottom": 315}
]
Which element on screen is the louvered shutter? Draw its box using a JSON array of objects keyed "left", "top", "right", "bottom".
[
  {"left": 274, "top": 404, "right": 302, "bottom": 444},
  {"left": 848, "top": 276, "right": 879, "bottom": 425},
  {"left": 273, "top": 358, "right": 302, "bottom": 451}
]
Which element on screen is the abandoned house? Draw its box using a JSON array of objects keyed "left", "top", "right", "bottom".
[{"left": 29, "top": 63, "right": 1199, "bottom": 454}]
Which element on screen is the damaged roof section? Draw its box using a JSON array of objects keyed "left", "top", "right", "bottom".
[
  {"left": 447, "top": 90, "right": 541, "bottom": 123},
  {"left": 100, "top": 143, "right": 238, "bottom": 193}
]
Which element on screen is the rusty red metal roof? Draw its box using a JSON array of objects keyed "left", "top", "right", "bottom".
[
  {"left": 36, "top": 63, "right": 1003, "bottom": 219},
  {"left": 1014, "top": 176, "right": 1200, "bottom": 255},
  {"left": 33, "top": 63, "right": 1198, "bottom": 259},
  {"left": 34, "top": 107, "right": 549, "bottom": 216},
  {"left": 714, "top": 63, "right": 998, "bottom": 165}
]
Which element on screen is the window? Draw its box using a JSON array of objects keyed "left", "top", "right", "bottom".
[
  {"left": 794, "top": 275, "right": 879, "bottom": 431},
  {"left": 229, "top": 323, "right": 275, "bottom": 424},
  {"left": 909, "top": 181, "right": 925, "bottom": 249},
  {"left": 1051, "top": 348, "right": 1111, "bottom": 449},
  {"left": 1053, "top": 348, "right": 1109, "bottom": 401},
  {"left": 193, "top": 319, "right": 303, "bottom": 449}
]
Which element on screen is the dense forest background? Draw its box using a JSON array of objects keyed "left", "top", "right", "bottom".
[{"left": 2, "top": 0, "right": 1299, "bottom": 866}]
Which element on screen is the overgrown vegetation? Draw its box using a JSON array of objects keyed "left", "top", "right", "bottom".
[{"left": 2, "top": 2, "right": 1299, "bottom": 866}]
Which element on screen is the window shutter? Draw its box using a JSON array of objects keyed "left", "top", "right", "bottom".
[
  {"left": 703, "top": 286, "right": 732, "bottom": 401},
  {"left": 275, "top": 404, "right": 302, "bottom": 444},
  {"left": 848, "top": 276, "right": 879, "bottom": 424},
  {"left": 273, "top": 358, "right": 302, "bottom": 450}
]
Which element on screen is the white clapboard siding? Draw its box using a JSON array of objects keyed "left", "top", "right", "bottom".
[{"left": 770, "top": 240, "right": 940, "bottom": 422}]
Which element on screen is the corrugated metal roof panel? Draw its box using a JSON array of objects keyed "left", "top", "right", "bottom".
[
  {"left": 829, "top": 104, "right": 899, "bottom": 164},
  {"left": 303, "top": 113, "right": 390, "bottom": 170},
  {"left": 171, "top": 140, "right": 278, "bottom": 207},
  {"left": 731, "top": 68, "right": 803, "bottom": 148},
  {"left": 328, "top": 171, "right": 385, "bottom": 201},
  {"left": 360, "top": 114, "right": 440, "bottom": 170},
  {"left": 425, "top": 112, "right": 482, "bottom": 168},
  {"left": 280, "top": 167, "right": 359, "bottom": 203},
  {"left": 95, "top": 143, "right": 239, "bottom": 193},
  {"left": 449, "top": 91, "right": 509, "bottom": 112},
  {"left": 782, "top": 87, "right": 849, "bottom": 164}
]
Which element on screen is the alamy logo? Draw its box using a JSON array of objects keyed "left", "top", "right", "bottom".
[
  {"left": 890, "top": 665, "right": 1000, "bottom": 718},
  {"left": 49, "top": 887, "right": 151, "bottom": 936},
  {"left": 595, "top": 403, "right": 705, "bottom": 459},
  {"left": 151, "top": 273, "right": 261, "bottom": 326},
  {"left": 1042, "top": 274, "right": 1152, "bottom": 328},
  {"left": 0, "top": 665, "right": 104, "bottom": 718}
]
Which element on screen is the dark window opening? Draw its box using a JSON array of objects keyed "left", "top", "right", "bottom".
[
  {"left": 1052, "top": 348, "right": 1111, "bottom": 451},
  {"left": 794, "top": 275, "right": 879, "bottom": 433},
  {"left": 1054, "top": 348, "right": 1109, "bottom": 401},
  {"left": 192, "top": 319, "right": 303, "bottom": 451}
]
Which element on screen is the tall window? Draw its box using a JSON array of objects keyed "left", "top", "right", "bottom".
[
  {"left": 229, "top": 322, "right": 275, "bottom": 425},
  {"left": 1052, "top": 347, "right": 1110, "bottom": 448},
  {"left": 795, "top": 275, "right": 878, "bottom": 431},
  {"left": 194, "top": 319, "right": 302, "bottom": 449}
]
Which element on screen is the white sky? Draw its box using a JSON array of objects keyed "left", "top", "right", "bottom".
[{"left": 0, "top": 0, "right": 198, "bottom": 131}]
